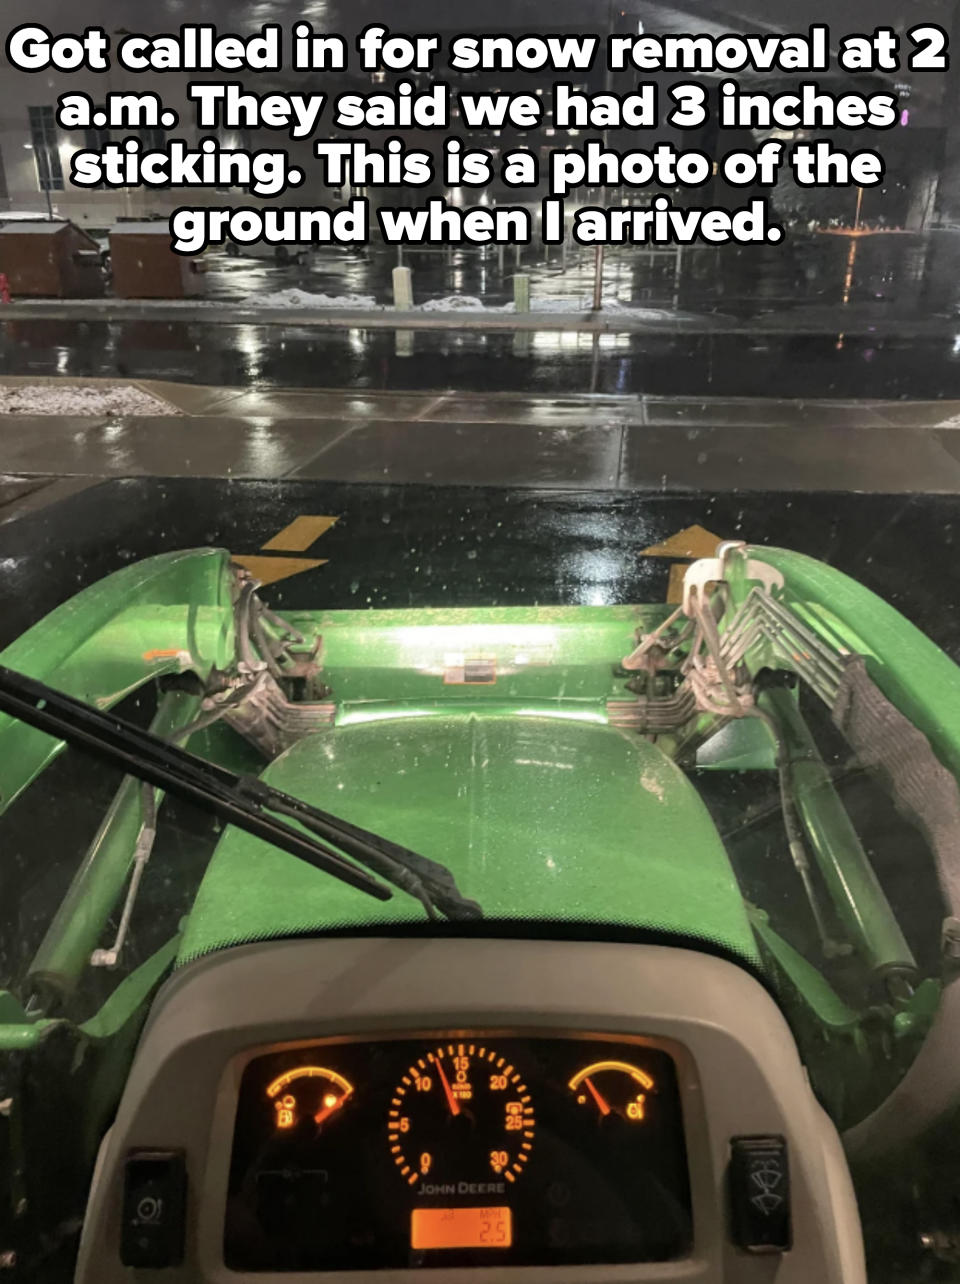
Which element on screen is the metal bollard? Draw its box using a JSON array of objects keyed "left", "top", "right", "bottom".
[
  {"left": 392, "top": 265, "right": 414, "bottom": 311},
  {"left": 592, "top": 246, "right": 605, "bottom": 311},
  {"left": 513, "top": 330, "right": 532, "bottom": 358},
  {"left": 513, "top": 274, "right": 531, "bottom": 313}
]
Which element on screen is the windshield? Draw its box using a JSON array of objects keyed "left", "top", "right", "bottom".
[{"left": 2, "top": 0, "right": 960, "bottom": 1280}]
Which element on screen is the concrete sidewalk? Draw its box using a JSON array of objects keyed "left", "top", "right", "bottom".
[
  {"left": 5, "top": 376, "right": 960, "bottom": 430},
  {"left": 2, "top": 380, "right": 960, "bottom": 495}
]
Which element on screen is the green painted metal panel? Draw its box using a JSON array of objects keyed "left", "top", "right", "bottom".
[
  {"left": 748, "top": 547, "right": 960, "bottom": 782},
  {"left": 760, "top": 687, "right": 916, "bottom": 976},
  {"left": 0, "top": 550, "right": 235, "bottom": 811},
  {"left": 178, "top": 713, "right": 760, "bottom": 968},
  {"left": 294, "top": 603, "right": 668, "bottom": 706},
  {"left": 0, "top": 936, "right": 180, "bottom": 1051},
  {"left": 748, "top": 908, "right": 860, "bottom": 1032},
  {"left": 26, "top": 692, "right": 201, "bottom": 1001}
]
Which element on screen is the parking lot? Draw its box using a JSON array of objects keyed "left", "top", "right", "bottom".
[{"left": 1, "top": 475, "right": 956, "bottom": 659}]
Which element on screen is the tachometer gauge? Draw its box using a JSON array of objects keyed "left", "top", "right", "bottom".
[
  {"left": 265, "top": 1065, "right": 354, "bottom": 1132},
  {"left": 388, "top": 1043, "right": 535, "bottom": 1187},
  {"left": 569, "top": 1059, "right": 655, "bottom": 1123}
]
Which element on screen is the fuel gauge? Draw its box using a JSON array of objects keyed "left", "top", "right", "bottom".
[
  {"left": 568, "top": 1060, "right": 655, "bottom": 1124},
  {"left": 265, "top": 1065, "right": 354, "bottom": 1132}
]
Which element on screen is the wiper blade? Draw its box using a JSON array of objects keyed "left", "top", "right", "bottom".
[
  {"left": 261, "top": 790, "right": 482, "bottom": 921},
  {"left": 0, "top": 666, "right": 481, "bottom": 921}
]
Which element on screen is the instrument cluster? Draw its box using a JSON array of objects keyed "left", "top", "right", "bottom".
[{"left": 224, "top": 1033, "right": 691, "bottom": 1271}]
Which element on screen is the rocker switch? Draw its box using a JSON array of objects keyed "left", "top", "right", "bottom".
[
  {"left": 729, "top": 1135, "right": 792, "bottom": 1253},
  {"left": 120, "top": 1150, "right": 187, "bottom": 1268}
]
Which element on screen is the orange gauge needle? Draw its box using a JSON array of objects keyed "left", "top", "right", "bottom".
[
  {"left": 584, "top": 1077, "right": 611, "bottom": 1117},
  {"left": 435, "top": 1060, "right": 461, "bottom": 1117},
  {"left": 314, "top": 1094, "right": 347, "bottom": 1126}
]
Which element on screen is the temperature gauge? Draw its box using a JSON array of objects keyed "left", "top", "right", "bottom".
[{"left": 568, "top": 1060, "right": 655, "bottom": 1124}]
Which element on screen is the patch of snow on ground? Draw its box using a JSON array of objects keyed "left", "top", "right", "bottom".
[
  {"left": 518, "top": 297, "right": 677, "bottom": 319},
  {"left": 253, "top": 288, "right": 380, "bottom": 309},
  {"left": 417, "top": 295, "right": 598, "bottom": 313},
  {"left": 417, "top": 295, "right": 494, "bottom": 312},
  {"left": 0, "top": 385, "right": 179, "bottom": 416},
  {"left": 405, "top": 294, "right": 684, "bottom": 318},
  {"left": 414, "top": 291, "right": 687, "bottom": 319},
  {"left": 249, "top": 289, "right": 677, "bottom": 317},
  {"left": 530, "top": 297, "right": 591, "bottom": 313},
  {"left": 602, "top": 299, "right": 676, "bottom": 321}
]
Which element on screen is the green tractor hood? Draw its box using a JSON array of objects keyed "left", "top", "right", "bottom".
[{"left": 177, "top": 712, "right": 760, "bottom": 968}]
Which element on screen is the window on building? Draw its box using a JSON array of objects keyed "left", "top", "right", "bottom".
[
  {"left": 28, "top": 106, "right": 64, "bottom": 191},
  {"left": 215, "top": 128, "right": 253, "bottom": 192},
  {"left": 140, "top": 127, "right": 166, "bottom": 151},
  {"left": 139, "top": 127, "right": 169, "bottom": 187},
  {"left": 84, "top": 114, "right": 110, "bottom": 155},
  {"left": 83, "top": 111, "right": 110, "bottom": 190}
]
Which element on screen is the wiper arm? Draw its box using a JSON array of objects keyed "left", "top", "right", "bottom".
[
  {"left": 260, "top": 790, "right": 482, "bottom": 922},
  {"left": 0, "top": 666, "right": 482, "bottom": 922}
]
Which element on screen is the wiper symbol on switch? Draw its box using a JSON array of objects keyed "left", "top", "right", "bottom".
[{"left": 748, "top": 1160, "right": 784, "bottom": 1215}]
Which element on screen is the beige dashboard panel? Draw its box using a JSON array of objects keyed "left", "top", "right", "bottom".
[{"left": 74, "top": 938, "right": 866, "bottom": 1284}]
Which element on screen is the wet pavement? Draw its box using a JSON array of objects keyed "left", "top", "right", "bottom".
[
  {"left": 4, "top": 410, "right": 960, "bottom": 494},
  {"left": 194, "top": 232, "right": 960, "bottom": 322},
  {"left": 6, "top": 232, "right": 960, "bottom": 399},
  {"left": 1, "top": 477, "right": 957, "bottom": 663},
  {"left": 8, "top": 320, "right": 960, "bottom": 400},
  {"left": 5, "top": 363, "right": 960, "bottom": 495}
]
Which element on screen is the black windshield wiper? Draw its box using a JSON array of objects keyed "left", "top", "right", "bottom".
[{"left": 0, "top": 665, "right": 482, "bottom": 922}]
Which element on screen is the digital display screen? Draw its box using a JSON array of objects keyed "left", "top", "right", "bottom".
[{"left": 411, "top": 1206, "right": 512, "bottom": 1250}]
